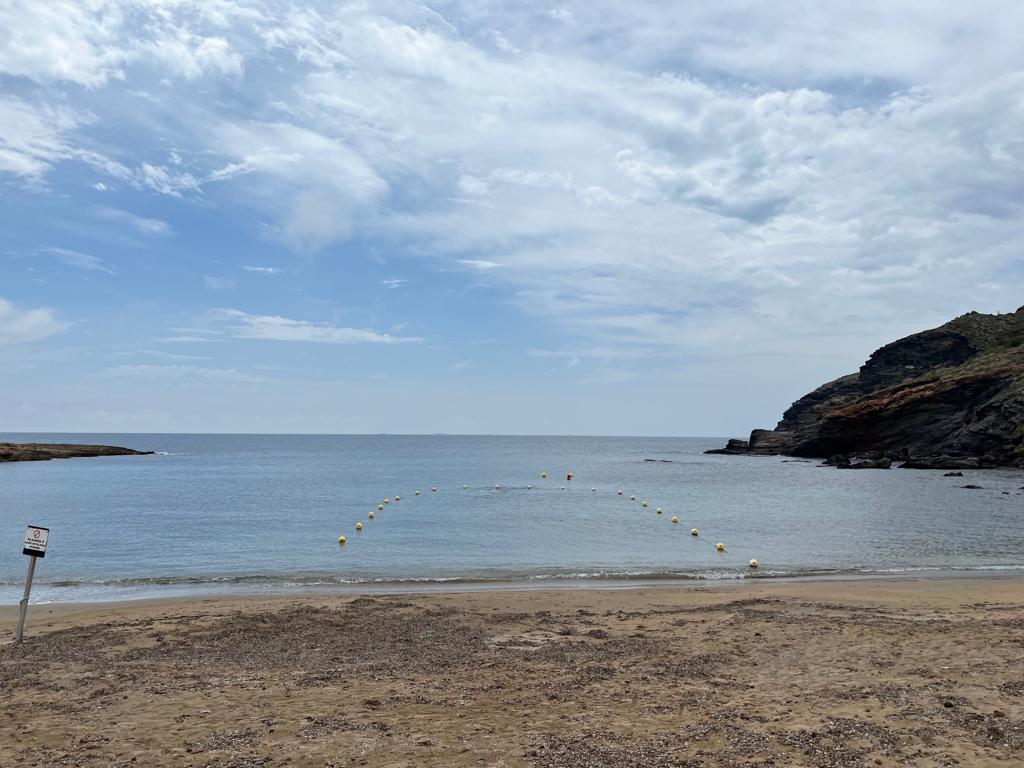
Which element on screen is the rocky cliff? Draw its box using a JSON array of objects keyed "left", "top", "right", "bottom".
[
  {"left": 0, "top": 443, "right": 154, "bottom": 463},
  {"left": 708, "top": 308, "right": 1024, "bottom": 468}
]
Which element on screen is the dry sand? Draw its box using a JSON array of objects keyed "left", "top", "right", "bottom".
[{"left": 2, "top": 577, "right": 1023, "bottom": 767}]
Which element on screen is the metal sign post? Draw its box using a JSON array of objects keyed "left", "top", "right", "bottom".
[{"left": 17, "top": 525, "right": 48, "bottom": 644}]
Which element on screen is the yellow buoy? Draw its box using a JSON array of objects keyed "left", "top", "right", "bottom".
[
  {"left": 716, "top": 542, "right": 725, "bottom": 552},
  {"left": 618, "top": 491, "right": 623, "bottom": 495},
  {"left": 368, "top": 511, "right": 375, "bottom": 519},
  {"left": 527, "top": 484, "right": 533, "bottom": 490},
  {"left": 394, "top": 495, "right": 400, "bottom": 501},
  {"left": 591, "top": 487, "right": 596, "bottom": 492},
  {"left": 495, "top": 484, "right": 501, "bottom": 490},
  {"left": 356, "top": 522, "right": 363, "bottom": 530},
  {"left": 691, "top": 528, "right": 699, "bottom": 536},
  {"left": 415, "top": 490, "right": 421, "bottom": 495},
  {"left": 749, "top": 559, "right": 759, "bottom": 569},
  {"left": 541, "top": 472, "right": 548, "bottom": 478},
  {"left": 384, "top": 498, "right": 390, "bottom": 504},
  {"left": 629, "top": 495, "right": 636, "bottom": 501},
  {"left": 656, "top": 507, "right": 663, "bottom": 514},
  {"left": 641, "top": 500, "right": 648, "bottom": 507},
  {"left": 338, "top": 535, "right": 347, "bottom": 544},
  {"left": 377, "top": 504, "right": 384, "bottom": 510},
  {"left": 560, "top": 486, "right": 566, "bottom": 490},
  {"left": 463, "top": 485, "right": 468, "bottom": 490},
  {"left": 431, "top": 486, "right": 438, "bottom": 492},
  {"left": 671, "top": 516, "right": 678, "bottom": 523}
]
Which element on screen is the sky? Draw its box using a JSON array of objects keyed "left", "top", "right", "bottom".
[{"left": 1, "top": 1, "right": 1023, "bottom": 436}]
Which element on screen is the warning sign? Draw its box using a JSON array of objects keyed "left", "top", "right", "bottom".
[{"left": 23, "top": 526, "right": 48, "bottom": 558}]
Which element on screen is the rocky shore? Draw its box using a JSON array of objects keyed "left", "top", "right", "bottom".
[
  {"left": 0, "top": 442, "right": 154, "bottom": 463},
  {"left": 709, "top": 307, "right": 1024, "bottom": 468}
]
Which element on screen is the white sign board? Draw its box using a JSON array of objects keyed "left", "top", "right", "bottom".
[{"left": 23, "top": 526, "right": 48, "bottom": 558}]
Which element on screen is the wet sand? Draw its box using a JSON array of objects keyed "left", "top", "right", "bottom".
[{"left": 2, "top": 577, "right": 1023, "bottom": 767}]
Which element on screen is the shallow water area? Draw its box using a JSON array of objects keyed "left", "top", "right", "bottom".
[{"left": 2, "top": 433, "right": 1023, "bottom": 603}]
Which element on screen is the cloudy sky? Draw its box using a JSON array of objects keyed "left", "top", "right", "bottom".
[{"left": 2, "top": 1, "right": 1023, "bottom": 435}]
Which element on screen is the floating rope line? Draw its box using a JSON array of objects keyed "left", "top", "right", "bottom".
[{"left": 338, "top": 473, "right": 759, "bottom": 569}]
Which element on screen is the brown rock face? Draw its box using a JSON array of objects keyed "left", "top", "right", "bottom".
[
  {"left": 708, "top": 307, "right": 1024, "bottom": 468},
  {"left": 0, "top": 443, "right": 154, "bottom": 463}
]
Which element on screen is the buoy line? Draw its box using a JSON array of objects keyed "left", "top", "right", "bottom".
[
  {"left": 338, "top": 473, "right": 760, "bottom": 569},
  {"left": 613, "top": 490, "right": 755, "bottom": 566}
]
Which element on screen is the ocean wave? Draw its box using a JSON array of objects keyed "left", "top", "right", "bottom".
[
  {"left": 856, "top": 564, "right": 1024, "bottom": 574},
  {"left": 10, "top": 562, "right": 1023, "bottom": 592},
  {"left": 43, "top": 568, "right": 821, "bottom": 587}
]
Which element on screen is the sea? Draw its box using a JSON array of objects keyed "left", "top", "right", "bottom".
[{"left": 2, "top": 433, "right": 1023, "bottom": 603}]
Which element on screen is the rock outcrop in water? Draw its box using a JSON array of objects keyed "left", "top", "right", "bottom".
[
  {"left": 708, "top": 307, "right": 1024, "bottom": 468},
  {"left": 0, "top": 443, "right": 154, "bottom": 463}
]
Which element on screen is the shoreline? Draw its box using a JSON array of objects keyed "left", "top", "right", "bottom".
[
  {"left": 3, "top": 575, "right": 1023, "bottom": 766},
  {"left": 5, "top": 564, "right": 1024, "bottom": 607},
  {"left": 4, "top": 571, "right": 1023, "bottom": 626}
]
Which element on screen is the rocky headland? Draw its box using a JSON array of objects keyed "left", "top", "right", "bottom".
[
  {"left": 0, "top": 442, "right": 154, "bottom": 463},
  {"left": 708, "top": 307, "right": 1024, "bottom": 468}
]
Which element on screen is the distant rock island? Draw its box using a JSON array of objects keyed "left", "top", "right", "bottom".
[
  {"left": 708, "top": 307, "right": 1024, "bottom": 469},
  {"left": 0, "top": 443, "right": 154, "bottom": 463}
]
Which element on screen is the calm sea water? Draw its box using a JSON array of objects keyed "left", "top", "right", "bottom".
[{"left": 2, "top": 433, "right": 1023, "bottom": 603}]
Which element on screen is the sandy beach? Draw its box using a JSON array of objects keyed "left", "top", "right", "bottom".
[{"left": 2, "top": 577, "right": 1023, "bottom": 767}]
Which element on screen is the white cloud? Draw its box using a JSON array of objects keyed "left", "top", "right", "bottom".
[
  {"left": 147, "top": 30, "right": 243, "bottom": 80},
  {"left": 456, "top": 259, "right": 502, "bottom": 271},
  {"left": 76, "top": 153, "right": 202, "bottom": 197},
  {"left": 44, "top": 247, "right": 115, "bottom": 274},
  {"left": 156, "top": 327, "right": 226, "bottom": 343},
  {"left": 211, "top": 308, "right": 421, "bottom": 344},
  {"left": 0, "top": 0, "right": 129, "bottom": 87},
  {"left": 99, "top": 364, "right": 262, "bottom": 383},
  {"left": 445, "top": 3, "right": 1024, "bottom": 89},
  {"left": 96, "top": 207, "right": 172, "bottom": 235},
  {"left": 0, "top": 297, "right": 71, "bottom": 344},
  {"left": 242, "top": 265, "right": 281, "bottom": 274},
  {"left": 0, "top": 0, "right": 248, "bottom": 87},
  {"left": 135, "top": 162, "right": 201, "bottom": 197},
  {"left": 457, "top": 175, "right": 488, "bottom": 197},
  {"left": 3, "top": 1, "right": 1024, "bottom": 372},
  {"left": 208, "top": 161, "right": 254, "bottom": 182},
  {"left": 0, "top": 97, "right": 78, "bottom": 179},
  {"left": 208, "top": 120, "right": 388, "bottom": 247},
  {"left": 381, "top": 278, "right": 406, "bottom": 288}
]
